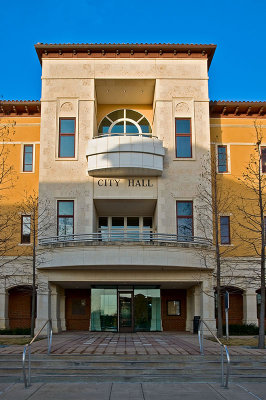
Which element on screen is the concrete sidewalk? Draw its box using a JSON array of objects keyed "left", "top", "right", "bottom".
[{"left": 0, "top": 382, "right": 265, "bottom": 400}]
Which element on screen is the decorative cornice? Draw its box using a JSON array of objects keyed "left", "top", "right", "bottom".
[
  {"left": 210, "top": 101, "right": 266, "bottom": 118},
  {"left": 1, "top": 100, "right": 265, "bottom": 119},
  {"left": 34, "top": 43, "right": 217, "bottom": 69},
  {"left": 0, "top": 101, "right": 41, "bottom": 116}
]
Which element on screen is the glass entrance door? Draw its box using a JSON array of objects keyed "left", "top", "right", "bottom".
[{"left": 119, "top": 292, "right": 133, "bottom": 332}]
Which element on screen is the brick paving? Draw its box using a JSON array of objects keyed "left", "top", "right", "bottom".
[{"left": 0, "top": 331, "right": 266, "bottom": 356}]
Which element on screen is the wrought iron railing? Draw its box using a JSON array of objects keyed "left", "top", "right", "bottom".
[
  {"left": 39, "top": 229, "right": 212, "bottom": 246},
  {"left": 198, "top": 319, "right": 230, "bottom": 388}
]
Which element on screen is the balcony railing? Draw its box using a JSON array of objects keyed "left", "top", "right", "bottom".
[
  {"left": 39, "top": 229, "right": 212, "bottom": 246},
  {"left": 95, "top": 132, "right": 158, "bottom": 139}
]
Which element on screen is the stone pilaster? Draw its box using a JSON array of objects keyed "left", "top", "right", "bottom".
[{"left": 243, "top": 289, "right": 258, "bottom": 326}]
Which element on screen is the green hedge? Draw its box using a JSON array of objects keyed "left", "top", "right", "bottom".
[
  {"left": 0, "top": 328, "right": 30, "bottom": 335},
  {"left": 223, "top": 324, "right": 260, "bottom": 335}
]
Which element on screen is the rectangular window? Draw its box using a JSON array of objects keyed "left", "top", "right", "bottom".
[
  {"left": 176, "top": 201, "right": 193, "bottom": 240},
  {"left": 21, "top": 215, "right": 31, "bottom": 243},
  {"left": 175, "top": 118, "right": 192, "bottom": 158},
  {"left": 23, "top": 145, "right": 33, "bottom": 172},
  {"left": 220, "top": 216, "right": 230, "bottom": 244},
  {"left": 218, "top": 145, "right": 228, "bottom": 173},
  {"left": 261, "top": 147, "right": 266, "bottom": 173},
  {"left": 59, "top": 118, "right": 75, "bottom": 158},
  {"left": 57, "top": 200, "right": 74, "bottom": 236},
  {"left": 167, "top": 300, "right": 181, "bottom": 316}
]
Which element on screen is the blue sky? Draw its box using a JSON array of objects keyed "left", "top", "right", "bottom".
[{"left": 0, "top": 0, "right": 265, "bottom": 101}]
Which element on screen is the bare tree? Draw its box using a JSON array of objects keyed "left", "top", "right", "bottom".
[
  {"left": 197, "top": 148, "right": 237, "bottom": 338},
  {"left": 18, "top": 192, "right": 53, "bottom": 337},
  {"left": 0, "top": 120, "right": 19, "bottom": 270},
  {"left": 236, "top": 121, "right": 266, "bottom": 349}
]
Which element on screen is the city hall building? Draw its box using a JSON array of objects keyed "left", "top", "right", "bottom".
[{"left": 0, "top": 43, "right": 265, "bottom": 334}]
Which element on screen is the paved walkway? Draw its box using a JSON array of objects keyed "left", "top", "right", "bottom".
[
  {"left": 0, "top": 382, "right": 266, "bottom": 400},
  {"left": 0, "top": 332, "right": 265, "bottom": 356}
]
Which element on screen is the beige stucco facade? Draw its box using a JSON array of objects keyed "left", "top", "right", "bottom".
[{"left": 34, "top": 53, "right": 216, "bottom": 333}]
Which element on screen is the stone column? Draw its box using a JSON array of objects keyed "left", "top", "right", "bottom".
[
  {"left": 186, "top": 285, "right": 202, "bottom": 333},
  {"left": 35, "top": 282, "right": 51, "bottom": 334},
  {"left": 0, "top": 290, "right": 9, "bottom": 329},
  {"left": 59, "top": 289, "right": 66, "bottom": 331},
  {"left": 50, "top": 284, "right": 61, "bottom": 333},
  {"left": 200, "top": 280, "right": 216, "bottom": 333},
  {"left": 243, "top": 289, "right": 258, "bottom": 326}
]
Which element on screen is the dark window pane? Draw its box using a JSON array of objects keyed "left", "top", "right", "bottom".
[
  {"left": 112, "top": 217, "right": 124, "bottom": 227},
  {"left": 127, "top": 217, "right": 139, "bottom": 227},
  {"left": 220, "top": 216, "right": 230, "bottom": 244},
  {"left": 176, "top": 136, "right": 191, "bottom": 158},
  {"left": 99, "top": 217, "right": 108, "bottom": 228},
  {"left": 126, "top": 122, "right": 139, "bottom": 134},
  {"left": 58, "top": 201, "right": 74, "bottom": 216},
  {"left": 177, "top": 202, "right": 193, "bottom": 216},
  {"left": 72, "top": 299, "right": 86, "bottom": 315},
  {"left": 59, "top": 135, "right": 75, "bottom": 157},
  {"left": 58, "top": 217, "right": 74, "bottom": 236},
  {"left": 262, "top": 147, "right": 266, "bottom": 173},
  {"left": 98, "top": 118, "right": 111, "bottom": 134},
  {"left": 143, "top": 217, "right": 152, "bottom": 227},
  {"left": 23, "top": 164, "right": 32, "bottom": 172},
  {"left": 177, "top": 218, "right": 193, "bottom": 237},
  {"left": 111, "top": 122, "right": 124, "bottom": 134},
  {"left": 218, "top": 146, "right": 227, "bottom": 172},
  {"left": 60, "top": 119, "right": 75, "bottom": 133},
  {"left": 126, "top": 110, "right": 142, "bottom": 121},
  {"left": 108, "top": 110, "right": 124, "bottom": 121},
  {"left": 176, "top": 119, "right": 191, "bottom": 134}
]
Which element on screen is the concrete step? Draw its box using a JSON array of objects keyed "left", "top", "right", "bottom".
[{"left": 0, "top": 354, "right": 266, "bottom": 383}]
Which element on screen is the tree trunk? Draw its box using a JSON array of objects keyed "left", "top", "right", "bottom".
[
  {"left": 258, "top": 140, "right": 265, "bottom": 349},
  {"left": 30, "top": 210, "right": 36, "bottom": 338}
]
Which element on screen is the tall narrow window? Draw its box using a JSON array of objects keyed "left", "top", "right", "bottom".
[
  {"left": 59, "top": 118, "right": 75, "bottom": 158},
  {"left": 176, "top": 201, "right": 193, "bottom": 240},
  {"left": 21, "top": 215, "right": 31, "bottom": 243},
  {"left": 220, "top": 216, "right": 230, "bottom": 244},
  {"left": 23, "top": 145, "right": 33, "bottom": 172},
  {"left": 261, "top": 147, "right": 266, "bottom": 173},
  {"left": 218, "top": 145, "right": 228, "bottom": 173},
  {"left": 57, "top": 200, "right": 74, "bottom": 236},
  {"left": 175, "top": 119, "right": 192, "bottom": 158}
]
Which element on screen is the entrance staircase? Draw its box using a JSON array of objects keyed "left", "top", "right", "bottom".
[{"left": 1, "top": 354, "right": 266, "bottom": 383}]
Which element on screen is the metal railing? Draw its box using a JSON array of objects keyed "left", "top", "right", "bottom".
[
  {"left": 198, "top": 319, "right": 230, "bottom": 388},
  {"left": 22, "top": 319, "right": 52, "bottom": 388},
  {"left": 95, "top": 132, "right": 158, "bottom": 139},
  {"left": 39, "top": 229, "right": 212, "bottom": 246}
]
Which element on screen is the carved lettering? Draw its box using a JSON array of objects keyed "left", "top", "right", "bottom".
[{"left": 98, "top": 178, "right": 153, "bottom": 188}]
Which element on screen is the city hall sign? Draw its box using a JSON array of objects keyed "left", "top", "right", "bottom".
[{"left": 97, "top": 178, "right": 153, "bottom": 187}]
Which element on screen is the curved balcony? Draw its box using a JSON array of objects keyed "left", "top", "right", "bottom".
[
  {"left": 39, "top": 229, "right": 212, "bottom": 247},
  {"left": 86, "top": 134, "right": 165, "bottom": 177}
]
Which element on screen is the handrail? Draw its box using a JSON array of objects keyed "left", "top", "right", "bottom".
[
  {"left": 22, "top": 319, "right": 52, "bottom": 388},
  {"left": 198, "top": 319, "right": 230, "bottom": 388},
  {"left": 39, "top": 230, "right": 212, "bottom": 247}
]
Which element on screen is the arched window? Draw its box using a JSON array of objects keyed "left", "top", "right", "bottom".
[{"left": 98, "top": 109, "right": 152, "bottom": 137}]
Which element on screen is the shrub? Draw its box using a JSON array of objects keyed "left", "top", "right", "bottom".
[
  {"left": 0, "top": 328, "right": 30, "bottom": 335},
  {"left": 223, "top": 324, "right": 260, "bottom": 335}
]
